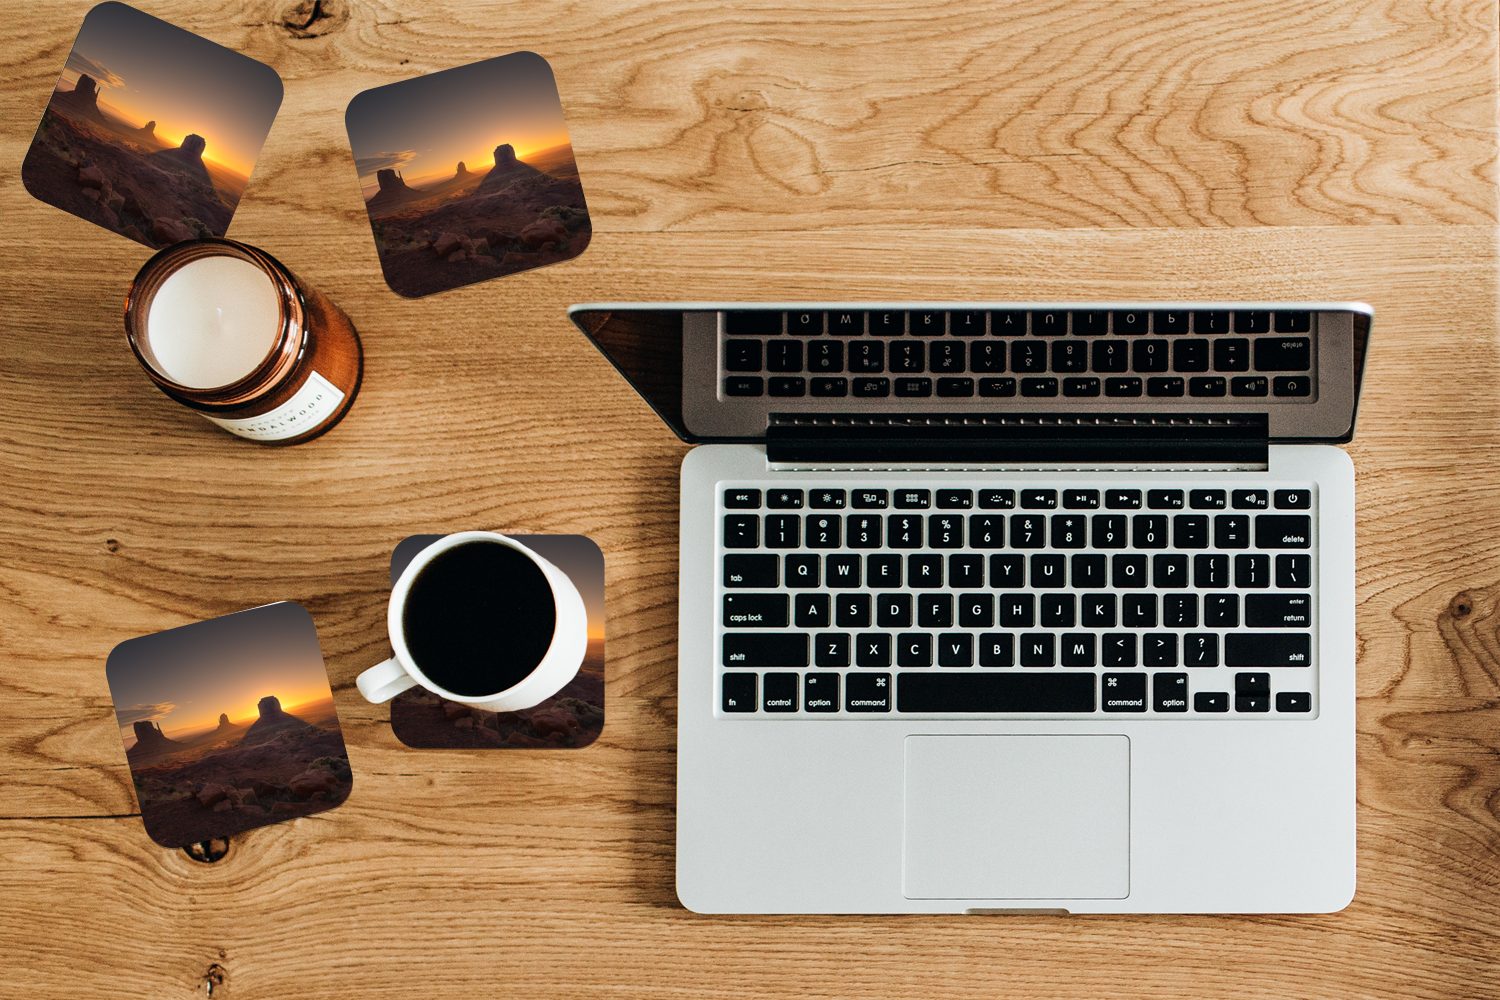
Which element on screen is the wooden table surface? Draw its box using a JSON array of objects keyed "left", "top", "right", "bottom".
[{"left": 3, "top": 1, "right": 1498, "bottom": 997}]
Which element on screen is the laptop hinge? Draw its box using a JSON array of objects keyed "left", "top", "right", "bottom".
[{"left": 764, "top": 413, "right": 1269, "bottom": 467}]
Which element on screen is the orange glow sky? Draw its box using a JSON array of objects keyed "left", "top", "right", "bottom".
[{"left": 55, "top": 3, "right": 281, "bottom": 179}]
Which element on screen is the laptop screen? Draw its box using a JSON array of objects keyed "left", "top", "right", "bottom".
[{"left": 568, "top": 304, "right": 1370, "bottom": 445}]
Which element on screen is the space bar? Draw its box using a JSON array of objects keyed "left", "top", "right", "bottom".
[{"left": 897, "top": 673, "right": 1096, "bottom": 713}]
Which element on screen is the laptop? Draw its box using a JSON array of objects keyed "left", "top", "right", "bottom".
[{"left": 569, "top": 302, "right": 1370, "bottom": 914}]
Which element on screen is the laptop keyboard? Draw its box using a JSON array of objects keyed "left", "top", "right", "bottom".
[
  {"left": 719, "top": 309, "right": 1316, "bottom": 402},
  {"left": 716, "top": 482, "right": 1317, "bottom": 717}
]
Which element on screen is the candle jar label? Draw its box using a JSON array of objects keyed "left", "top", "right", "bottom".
[{"left": 201, "top": 371, "right": 345, "bottom": 441}]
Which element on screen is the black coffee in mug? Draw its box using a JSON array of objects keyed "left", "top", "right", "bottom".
[{"left": 401, "top": 541, "right": 557, "bottom": 697}]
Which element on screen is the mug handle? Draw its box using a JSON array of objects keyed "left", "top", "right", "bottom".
[{"left": 356, "top": 657, "right": 416, "bottom": 704}]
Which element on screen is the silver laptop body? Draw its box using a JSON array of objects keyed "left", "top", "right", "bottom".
[{"left": 571, "top": 301, "right": 1369, "bottom": 914}]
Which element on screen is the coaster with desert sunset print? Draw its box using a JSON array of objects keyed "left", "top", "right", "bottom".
[
  {"left": 389, "top": 535, "right": 604, "bottom": 749},
  {"left": 105, "top": 602, "right": 352, "bottom": 848},
  {"left": 21, "top": 2, "right": 282, "bottom": 249},
  {"left": 344, "top": 51, "right": 591, "bottom": 298}
]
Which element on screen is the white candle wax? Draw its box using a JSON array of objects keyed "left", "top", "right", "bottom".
[{"left": 144, "top": 255, "right": 282, "bottom": 389}]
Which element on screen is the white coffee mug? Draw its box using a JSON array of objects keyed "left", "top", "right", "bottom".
[{"left": 356, "top": 531, "right": 588, "bottom": 712}]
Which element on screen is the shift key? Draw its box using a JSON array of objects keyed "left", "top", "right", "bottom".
[
  {"left": 1225, "top": 633, "right": 1312, "bottom": 667},
  {"left": 723, "top": 633, "right": 808, "bottom": 667}
]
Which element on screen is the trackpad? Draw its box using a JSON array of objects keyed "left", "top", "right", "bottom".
[{"left": 903, "top": 735, "right": 1129, "bottom": 900}]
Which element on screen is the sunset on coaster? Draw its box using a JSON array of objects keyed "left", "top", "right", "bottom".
[
  {"left": 345, "top": 51, "right": 591, "bottom": 297},
  {"left": 21, "top": 2, "right": 282, "bottom": 248},
  {"left": 105, "top": 602, "right": 352, "bottom": 848}
]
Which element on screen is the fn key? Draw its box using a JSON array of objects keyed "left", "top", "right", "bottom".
[{"left": 722, "top": 673, "right": 757, "bottom": 713}]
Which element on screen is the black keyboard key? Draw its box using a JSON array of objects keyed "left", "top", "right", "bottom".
[
  {"left": 814, "top": 633, "right": 851, "bottom": 668},
  {"left": 847, "top": 514, "right": 882, "bottom": 548},
  {"left": 1064, "top": 376, "right": 1101, "bottom": 397},
  {"left": 765, "top": 515, "right": 799, "bottom": 549},
  {"left": 1133, "top": 514, "right": 1168, "bottom": 548},
  {"left": 1174, "top": 514, "right": 1209, "bottom": 549},
  {"left": 1235, "top": 310, "right": 1271, "bottom": 333},
  {"left": 1105, "top": 376, "right": 1143, "bottom": 396},
  {"left": 937, "top": 633, "right": 974, "bottom": 667},
  {"left": 1032, "top": 310, "right": 1067, "bottom": 336},
  {"left": 1093, "top": 514, "right": 1127, "bottom": 548},
  {"left": 1153, "top": 672, "right": 1189, "bottom": 712},
  {"left": 897, "top": 633, "right": 933, "bottom": 667},
  {"left": 809, "top": 341, "right": 845, "bottom": 373},
  {"left": 853, "top": 489, "right": 889, "bottom": 509},
  {"left": 766, "top": 339, "right": 803, "bottom": 372},
  {"left": 887, "top": 515, "right": 924, "bottom": 548},
  {"left": 1147, "top": 489, "right": 1185, "bottom": 509},
  {"left": 722, "top": 673, "right": 757, "bottom": 712},
  {"left": 769, "top": 376, "right": 806, "bottom": 396},
  {"left": 786, "top": 556, "right": 821, "bottom": 590},
  {"left": 725, "top": 339, "right": 762, "bottom": 372},
  {"left": 1113, "top": 310, "right": 1149, "bottom": 334},
  {"left": 877, "top": 593, "right": 913, "bottom": 627},
  {"left": 1233, "top": 489, "right": 1269, "bottom": 509},
  {"left": 1256, "top": 514, "right": 1311, "bottom": 548},
  {"left": 826, "top": 554, "right": 861, "bottom": 588},
  {"left": 1106, "top": 489, "right": 1142, "bottom": 510},
  {"left": 930, "top": 341, "right": 965, "bottom": 373},
  {"left": 937, "top": 377, "right": 975, "bottom": 397},
  {"left": 1143, "top": 633, "right": 1177, "bottom": 667},
  {"left": 1154, "top": 554, "right": 1188, "bottom": 589},
  {"left": 1172, "top": 339, "right": 1208, "bottom": 371},
  {"left": 1203, "top": 593, "right": 1238, "bottom": 626},
  {"left": 723, "top": 633, "right": 808, "bottom": 668},
  {"left": 998, "top": 593, "right": 1035, "bottom": 627},
  {"left": 869, "top": 311, "right": 904, "bottom": 336},
  {"left": 979, "top": 377, "right": 1018, "bottom": 396},
  {"left": 805, "top": 514, "right": 842, "bottom": 548},
  {"left": 1051, "top": 514, "right": 1086, "bottom": 548},
  {"left": 1153, "top": 310, "right": 1190, "bottom": 335},
  {"left": 762, "top": 672, "right": 798, "bottom": 712},
  {"left": 890, "top": 341, "right": 925, "bottom": 372},
  {"left": 723, "top": 514, "right": 759, "bottom": 548},
  {"left": 724, "top": 376, "right": 763, "bottom": 396},
  {"left": 1102, "top": 633, "right": 1136, "bottom": 667},
  {"left": 1225, "top": 633, "right": 1311, "bottom": 667},
  {"left": 803, "top": 673, "right": 840, "bottom": 712},
  {"left": 990, "top": 310, "right": 1027, "bottom": 336},
  {"left": 855, "top": 634, "right": 892, "bottom": 668},
  {"left": 970, "top": 341, "right": 1006, "bottom": 373},
  {"left": 1276, "top": 489, "right": 1312, "bottom": 509},
  {"left": 933, "top": 489, "right": 972, "bottom": 509},
  {"left": 845, "top": 673, "right": 892, "bottom": 712},
  {"left": 1082, "top": 593, "right": 1116, "bottom": 627},
  {"left": 1122, "top": 594, "right": 1156, "bottom": 627},
  {"left": 1276, "top": 691, "right": 1312, "bottom": 712},
  {"left": 787, "top": 310, "right": 824, "bottom": 335},
  {"left": 1235, "top": 553, "right": 1270, "bottom": 588},
  {"left": 1112, "top": 553, "right": 1148, "bottom": 587},
  {"left": 1101, "top": 673, "right": 1147, "bottom": 712},
  {"left": 867, "top": 555, "right": 902, "bottom": 587},
  {"left": 1013, "top": 633, "right": 1054, "bottom": 668},
  {"left": 1189, "top": 489, "right": 1225, "bottom": 509},
  {"left": 853, "top": 377, "right": 891, "bottom": 397},
  {"left": 1052, "top": 340, "right": 1088, "bottom": 372},
  {"left": 1235, "top": 672, "right": 1270, "bottom": 695},
  {"left": 1184, "top": 633, "right": 1218, "bottom": 667},
  {"left": 908, "top": 310, "right": 944, "bottom": 336},
  {"left": 1189, "top": 376, "right": 1226, "bottom": 397},
  {"left": 723, "top": 554, "right": 777, "bottom": 587},
  {"left": 1092, "top": 339, "right": 1129, "bottom": 372},
  {"left": 1147, "top": 376, "right": 1184, "bottom": 396},
  {"left": 928, "top": 514, "right": 964, "bottom": 549},
  {"left": 948, "top": 554, "right": 982, "bottom": 587},
  {"left": 1073, "top": 310, "right": 1109, "bottom": 335},
  {"left": 1063, "top": 489, "right": 1100, "bottom": 509},
  {"left": 1021, "top": 377, "right": 1058, "bottom": 396},
  {"left": 1246, "top": 593, "right": 1312, "bottom": 628},
  {"left": 836, "top": 593, "right": 871, "bottom": 627},
  {"left": 811, "top": 377, "right": 848, "bottom": 396},
  {"left": 1212, "top": 338, "right": 1249, "bottom": 371},
  {"left": 722, "top": 593, "right": 788, "bottom": 628},
  {"left": 895, "top": 377, "right": 932, "bottom": 396},
  {"left": 990, "top": 554, "right": 1024, "bottom": 587},
  {"left": 979, "top": 489, "right": 1016, "bottom": 509},
  {"left": 1133, "top": 339, "right": 1169, "bottom": 372},
  {"left": 959, "top": 593, "right": 994, "bottom": 627},
  {"left": 1195, "top": 691, "right": 1229, "bottom": 712},
  {"left": 767, "top": 489, "right": 804, "bottom": 509},
  {"left": 1021, "top": 489, "right": 1058, "bottom": 510},
  {"left": 1012, "top": 341, "right": 1047, "bottom": 372},
  {"left": 849, "top": 341, "right": 885, "bottom": 372},
  {"left": 895, "top": 489, "right": 931, "bottom": 509},
  {"left": 809, "top": 489, "right": 846, "bottom": 509},
  {"left": 894, "top": 671, "right": 1098, "bottom": 710},
  {"left": 724, "top": 488, "right": 761, "bottom": 509},
  {"left": 1041, "top": 593, "right": 1076, "bottom": 627},
  {"left": 828, "top": 310, "right": 864, "bottom": 336},
  {"left": 725, "top": 311, "right": 781, "bottom": 335},
  {"left": 1072, "top": 555, "right": 1106, "bottom": 588},
  {"left": 978, "top": 633, "right": 1014, "bottom": 667},
  {"left": 1236, "top": 694, "right": 1270, "bottom": 713},
  {"left": 1060, "top": 633, "right": 1095, "bottom": 667},
  {"left": 1276, "top": 553, "right": 1311, "bottom": 588},
  {"left": 1193, "top": 311, "right": 1230, "bottom": 335},
  {"left": 1274, "top": 375, "right": 1312, "bottom": 397},
  {"left": 951, "top": 310, "right": 986, "bottom": 336},
  {"left": 1231, "top": 375, "right": 1268, "bottom": 396},
  {"left": 1274, "top": 311, "right": 1312, "bottom": 333},
  {"left": 1255, "top": 337, "right": 1311, "bottom": 371}
]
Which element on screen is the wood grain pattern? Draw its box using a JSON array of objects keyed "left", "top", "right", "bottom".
[{"left": 1, "top": 2, "right": 1497, "bottom": 998}]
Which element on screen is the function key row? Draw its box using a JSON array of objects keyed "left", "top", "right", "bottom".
[
  {"left": 726, "top": 488, "right": 1310, "bottom": 511},
  {"left": 724, "top": 309, "right": 1313, "bottom": 337},
  {"left": 723, "top": 374, "right": 1309, "bottom": 399}
]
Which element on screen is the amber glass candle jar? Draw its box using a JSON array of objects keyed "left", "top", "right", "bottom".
[{"left": 124, "top": 238, "right": 363, "bottom": 444}]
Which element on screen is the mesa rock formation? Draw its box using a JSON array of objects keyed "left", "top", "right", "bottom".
[
  {"left": 240, "top": 694, "right": 315, "bottom": 745},
  {"left": 476, "top": 143, "right": 541, "bottom": 192},
  {"left": 126, "top": 720, "right": 184, "bottom": 762},
  {"left": 56, "top": 73, "right": 104, "bottom": 121},
  {"left": 367, "top": 167, "right": 420, "bottom": 211},
  {"left": 150, "top": 133, "right": 212, "bottom": 186}
]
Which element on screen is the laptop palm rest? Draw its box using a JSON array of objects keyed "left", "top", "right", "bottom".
[{"left": 902, "top": 735, "right": 1130, "bottom": 900}]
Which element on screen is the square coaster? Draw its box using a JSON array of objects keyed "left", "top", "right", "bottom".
[
  {"left": 389, "top": 535, "right": 604, "bottom": 748},
  {"left": 21, "top": 2, "right": 282, "bottom": 249},
  {"left": 105, "top": 602, "right": 352, "bottom": 847},
  {"left": 345, "top": 52, "right": 591, "bottom": 298}
]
